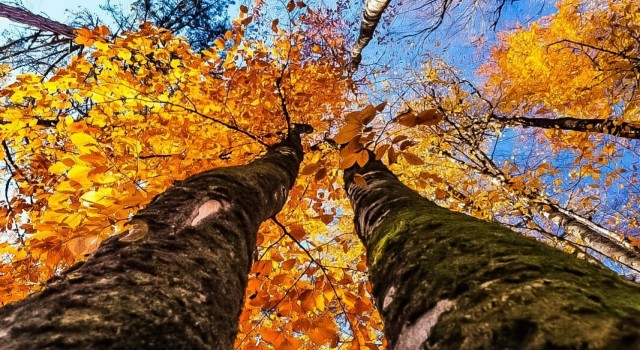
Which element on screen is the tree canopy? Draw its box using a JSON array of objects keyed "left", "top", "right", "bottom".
[{"left": 1, "top": 0, "right": 639, "bottom": 348}]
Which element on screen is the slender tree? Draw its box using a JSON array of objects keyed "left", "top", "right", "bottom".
[
  {"left": 490, "top": 114, "right": 640, "bottom": 140},
  {"left": 344, "top": 154, "right": 640, "bottom": 349},
  {"left": 0, "top": 126, "right": 307, "bottom": 349},
  {"left": 0, "top": 1, "right": 232, "bottom": 75}
]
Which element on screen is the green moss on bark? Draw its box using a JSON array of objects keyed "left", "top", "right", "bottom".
[{"left": 345, "top": 158, "right": 640, "bottom": 349}]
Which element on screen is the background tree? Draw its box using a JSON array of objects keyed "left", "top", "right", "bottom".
[
  {"left": 0, "top": 0, "right": 233, "bottom": 76},
  {"left": 344, "top": 0, "right": 640, "bottom": 278},
  {"left": 71, "top": 0, "right": 233, "bottom": 51}
]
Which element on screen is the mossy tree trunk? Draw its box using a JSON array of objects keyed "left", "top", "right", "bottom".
[
  {"left": 0, "top": 128, "right": 306, "bottom": 349},
  {"left": 344, "top": 156, "right": 640, "bottom": 349}
]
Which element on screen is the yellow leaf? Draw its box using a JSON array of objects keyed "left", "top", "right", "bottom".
[
  {"left": 67, "top": 164, "right": 93, "bottom": 184},
  {"left": 47, "top": 192, "right": 70, "bottom": 211},
  {"left": 49, "top": 161, "right": 72, "bottom": 175},
  {"left": 70, "top": 133, "right": 98, "bottom": 147},
  {"left": 116, "top": 49, "right": 132, "bottom": 61},
  {"left": 80, "top": 188, "right": 115, "bottom": 206},
  {"left": 63, "top": 212, "right": 84, "bottom": 229}
]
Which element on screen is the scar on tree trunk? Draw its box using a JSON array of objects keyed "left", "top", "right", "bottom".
[
  {"left": 344, "top": 153, "right": 640, "bottom": 349},
  {"left": 0, "top": 125, "right": 310, "bottom": 349}
]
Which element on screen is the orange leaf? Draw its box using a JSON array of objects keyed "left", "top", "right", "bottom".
[
  {"left": 396, "top": 108, "right": 442, "bottom": 127},
  {"left": 375, "top": 144, "right": 391, "bottom": 160},
  {"left": 356, "top": 150, "right": 369, "bottom": 167},
  {"left": 340, "top": 152, "right": 359, "bottom": 169},
  {"left": 281, "top": 259, "right": 296, "bottom": 270},
  {"left": 214, "top": 38, "right": 225, "bottom": 51},
  {"left": 354, "top": 174, "right": 367, "bottom": 187},
  {"left": 292, "top": 318, "right": 312, "bottom": 332},
  {"left": 375, "top": 101, "right": 388, "bottom": 112},
  {"left": 289, "top": 224, "right": 306, "bottom": 240},
  {"left": 314, "top": 167, "right": 327, "bottom": 181},
  {"left": 252, "top": 260, "right": 272, "bottom": 277},
  {"left": 334, "top": 123, "right": 362, "bottom": 145},
  {"left": 345, "top": 104, "right": 377, "bottom": 125},
  {"left": 320, "top": 214, "right": 334, "bottom": 224},
  {"left": 403, "top": 152, "right": 424, "bottom": 165},
  {"left": 388, "top": 147, "right": 398, "bottom": 165},
  {"left": 340, "top": 135, "right": 362, "bottom": 157}
]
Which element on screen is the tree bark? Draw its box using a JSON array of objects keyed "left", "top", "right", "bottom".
[
  {"left": 0, "top": 3, "right": 76, "bottom": 38},
  {"left": 443, "top": 144, "right": 640, "bottom": 272},
  {"left": 492, "top": 114, "right": 640, "bottom": 140},
  {"left": 350, "top": 0, "right": 391, "bottom": 70},
  {"left": 0, "top": 127, "right": 306, "bottom": 349},
  {"left": 344, "top": 155, "right": 640, "bottom": 349}
]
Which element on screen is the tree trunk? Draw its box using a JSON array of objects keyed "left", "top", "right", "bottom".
[
  {"left": 443, "top": 145, "right": 640, "bottom": 272},
  {"left": 0, "top": 3, "right": 76, "bottom": 38},
  {"left": 350, "top": 0, "right": 391, "bottom": 70},
  {"left": 491, "top": 114, "right": 640, "bottom": 140},
  {"left": 344, "top": 155, "right": 640, "bottom": 349},
  {"left": 0, "top": 128, "right": 305, "bottom": 349}
]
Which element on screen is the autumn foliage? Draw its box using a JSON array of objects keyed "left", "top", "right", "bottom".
[
  {"left": 2, "top": 0, "right": 640, "bottom": 348},
  {"left": 0, "top": 3, "right": 386, "bottom": 348}
]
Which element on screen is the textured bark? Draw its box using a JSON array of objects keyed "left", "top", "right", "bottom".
[
  {"left": 0, "top": 3, "right": 76, "bottom": 38},
  {"left": 530, "top": 201, "right": 640, "bottom": 271},
  {"left": 345, "top": 156, "right": 640, "bottom": 349},
  {"left": 492, "top": 114, "right": 640, "bottom": 140},
  {"left": 445, "top": 146, "right": 640, "bottom": 272},
  {"left": 350, "top": 0, "right": 392, "bottom": 70},
  {"left": 0, "top": 128, "right": 305, "bottom": 349}
]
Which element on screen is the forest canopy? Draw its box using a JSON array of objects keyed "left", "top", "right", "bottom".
[{"left": 1, "top": 0, "right": 639, "bottom": 348}]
